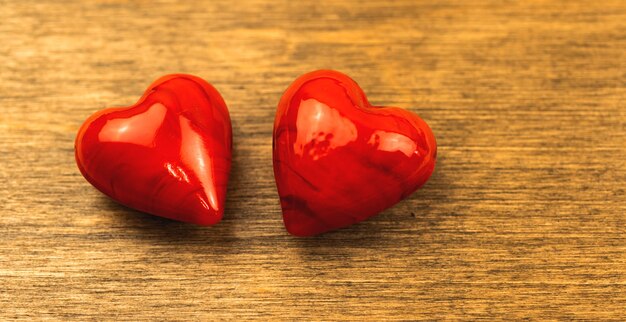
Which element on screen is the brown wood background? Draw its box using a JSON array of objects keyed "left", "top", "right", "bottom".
[{"left": 1, "top": 0, "right": 625, "bottom": 320}]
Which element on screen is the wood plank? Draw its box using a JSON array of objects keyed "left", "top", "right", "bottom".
[{"left": 1, "top": 0, "right": 625, "bottom": 320}]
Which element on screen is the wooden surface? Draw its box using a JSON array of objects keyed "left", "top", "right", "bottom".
[{"left": 1, "top": 0, "right": 625, "bottom": 320}]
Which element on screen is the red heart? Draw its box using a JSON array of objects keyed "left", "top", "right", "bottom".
[
  {"left": 75, "top": 74, "right": 232, "bottom": 225},
  {"left": 273, "top": 70, "right": 437, "bottom": 236}
]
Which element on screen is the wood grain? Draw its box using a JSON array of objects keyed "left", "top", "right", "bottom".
[{"left": 1, "top": 0, "right": 625, "bottom": 320}]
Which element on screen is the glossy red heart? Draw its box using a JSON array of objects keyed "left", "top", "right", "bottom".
[
  {"left": 75, "top": 74, "right": 232, "bottom": 225},
  {"left": 273, "top": 70, "right": 437, "bottom": 236}
]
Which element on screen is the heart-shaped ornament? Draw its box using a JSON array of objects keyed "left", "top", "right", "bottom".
[
  {"left": 273, "top": 70, "right": 437, "bottom": 236},
  {"left": 75, "top": 74, "right": 232, "bottom": 225}
]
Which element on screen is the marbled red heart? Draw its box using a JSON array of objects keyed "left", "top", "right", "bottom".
[
  {"left": 273, "top": 70, "right": 437, "bottom": 236},
  {"left": 75, "top": 74, "right": 231, "bottom": 225}
]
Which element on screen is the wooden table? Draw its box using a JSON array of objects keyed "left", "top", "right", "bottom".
[{"left": 1, "top": 1, "right": 625, "bottom": 320}]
